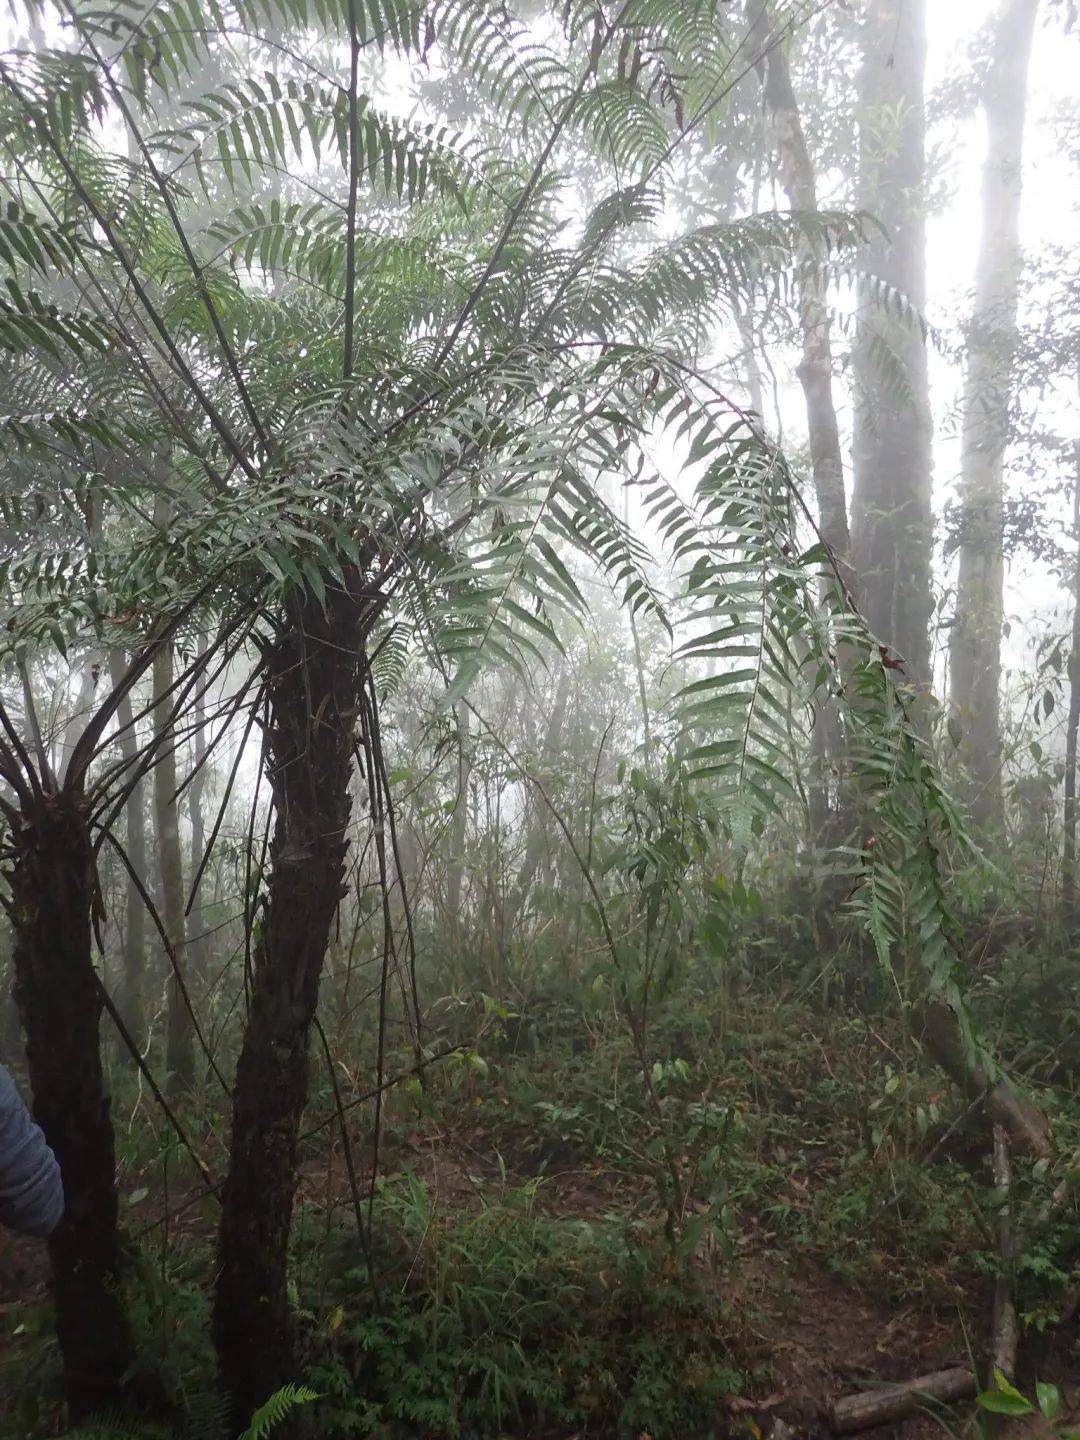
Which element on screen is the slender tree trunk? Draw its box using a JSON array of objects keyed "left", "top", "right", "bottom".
[
  {"left": 851, "top": 0, "right": 934, "bottom": 685},
  {"left": 1061, "top": 431, "right": 1080, "bottom": 921},
  {"left": 949, "top": 0, "right": 1039, "bottom": 829},
  {"left": 188, "top": 636, "right": 210, "bottom": 982},
  {"left": 513, "top": 665, "right": 571, "bottom": 911},
  {"left": 109, "top": 648, "right": 147, "bottom": 1051},
  {"left": 213, "top": 589, "right": 367, "bottom": 1422},
  {"left": 623, "top": 489, "right": 655, "bottom": 772},
  {"left": 8, "top": 791, "right": 136, "bottom": 1416},
  {"left": 446, "top": 700, "right": 471, "bottom": 934},
  {"left": 152, "top": 635, "right": 195, "bottom": 1099},
  {"left": 60, "top": 659, "right": 100, "bottom": 784},
  {"left": 757, "top": 19, "right": 853, "bottom": 595},
  {"left": 754, "top": 12, "right": 852, "bottom": 838}
]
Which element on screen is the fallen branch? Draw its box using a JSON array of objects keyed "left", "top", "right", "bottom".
[
  {"left": 916, "top": 999, "right": 1050, "bottom": 1158},
  {"left": 829, "top": 1369, "right": 976, "bottom": 1434},
  {"left": 991, "top": 1123, "right": 1019, "bottom": 1380}
]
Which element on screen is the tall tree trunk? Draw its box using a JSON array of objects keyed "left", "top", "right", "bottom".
[
  {"left": 513, "top": 665, "right": 571, "bottom": 913},
  {"left": 8, "top": 791, "right": 136, "bottom": 1416},
  {"left": 213, "top": 589, "right": 367, "bottom": 1422},
  {"left": 187, "top": 636, "right": 210, "bottom": 983},
  {"left": 446, "top": 700, "right": 471, "bottom": 935},
  {"left": 152, "top": 635, "right": 195, "bottom": 1099},
  {"left": 623, "top": 488, "right": 655, "bottom": 772},
  {"left": 109, "top": 647, "right": 147, "bottom": 1051},
  {"left": 851, "top": 0, "right": 934, "bottom": 685},
  {"left": 756, "top": 17, "right": 853, "bottom": 595},
  {"left": 1061, "top": 427, "right": 1080, "bottom": 922},
  {"left": 949, "top": 0, "right": 1039, "bottom": 829},
  {"left": 754, "top": 12, "right": 851, "bottom": 836}
]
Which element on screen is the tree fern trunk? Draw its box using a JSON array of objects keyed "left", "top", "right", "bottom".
[
  {"left": 8, "top": 791, "right": 136, "bottom": 1416},
  {"left": 213, "top": 589, "right": 367, "bottom": 1423}
]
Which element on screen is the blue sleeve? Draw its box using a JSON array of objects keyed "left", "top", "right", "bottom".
[{"left": 0, "top": 1063, "right": 64, "bottom": 1238}]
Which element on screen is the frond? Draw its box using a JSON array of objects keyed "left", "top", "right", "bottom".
[
  {"left": 162, "top": 77, "right": 476, "bottom": 209},
  {"left": 0, "top": 283, "right": 115, "bottom": 362},
  {"left": 237, "top": 1383, "right": 321, "bottom": 1440},
  {"left": 0, "top": 200, "right": 81, "bottom": 277},
  {"left": 575, "top": 79, "right": 670, "bottom": 176},
  {"left": 429, "top": 0, "right": 575, "bottom": 131}
]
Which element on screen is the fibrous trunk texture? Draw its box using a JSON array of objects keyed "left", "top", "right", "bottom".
[
  {"left": 8, "top": 792, "right": 135, "bottom": 1416},
  {"left": 213, "top": 589, "right": 366, "bottom": 1422},
  {"left": 949, "top": 0, "right": 1038, "bottom": 827}
]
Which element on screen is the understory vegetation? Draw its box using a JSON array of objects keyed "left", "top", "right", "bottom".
[{"left": 5, "top": 915, "right": 1080, "bottom": 1438}]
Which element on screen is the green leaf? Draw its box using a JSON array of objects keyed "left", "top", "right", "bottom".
[
  {"left": 976, "top": 1370, "right": 1034, "bottom": 1416},
  {"left": 1036, "top": 1381, "right": 1061, "bottom": 1421}
]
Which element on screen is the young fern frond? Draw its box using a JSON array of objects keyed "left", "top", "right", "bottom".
[{"left": 237, "top": 1383, "right": 321, "bottom": 1440}]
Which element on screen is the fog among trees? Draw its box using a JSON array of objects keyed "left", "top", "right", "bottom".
[{"left": 0, "top": 1, "right": 1079, "bottom": 1437}]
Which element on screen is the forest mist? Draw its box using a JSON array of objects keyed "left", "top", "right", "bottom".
[{"left": 0, "top": 1, "right": 1078, "bottom": 1438}]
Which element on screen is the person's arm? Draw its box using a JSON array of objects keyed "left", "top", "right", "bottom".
[{"left": 0, "top": 1063, "right": 64, "bottom": 1238}]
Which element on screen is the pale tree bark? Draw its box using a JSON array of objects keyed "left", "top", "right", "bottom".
[
  {"left": 1061, "top": 425, "right": 1080, "bottom": 922},
  {"left": 152, "top": 631, "right": 195, "bottom": 1099},
  {"left": 756, "top": 15, "right": 853, "bottom": 596},
  {"left": 753, "top": 10, "right": 851, "bottom": 836},
  {"left": 108, "top": 648, "right": 147, "bottom": 1051},
  {"left": 949, "top": 0, "right": 1039, "bottom": 829},
  {"left": 851, "top": 0, "right": 934, "bottom": 685}
]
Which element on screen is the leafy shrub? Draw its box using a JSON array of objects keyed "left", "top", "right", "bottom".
[{"left": 307, "top": 1174, "right": 744, "bottom": 1438}]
